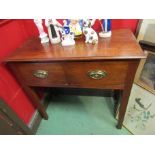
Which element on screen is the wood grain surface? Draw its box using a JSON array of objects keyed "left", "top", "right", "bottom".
[
  {"left": 6, "top": 29, "right": 145, "bottom": 62},
  {"left": 9, "top": 60, "right": 128, "bottom": 89}
]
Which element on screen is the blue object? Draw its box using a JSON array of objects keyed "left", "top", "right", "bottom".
[
  {"left": 66, "top": 19, "right": 70, "bottom": 25},
  {"left": 102, "top": 19, "right": 111, "bottom": 32},
  {"left": 63, "top": 19, "right": 70, "bottom": 34},
  {"left": 79, "top": 19, "right": 83, "bottom": 29},
  {"left": 64, "top": 26, "right": 70, "bottom": 34}
]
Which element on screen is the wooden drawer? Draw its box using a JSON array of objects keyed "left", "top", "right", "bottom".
[
  {"left": 12, "top": 61, "right": 128, "bottom": 89},
  {"left": 12, "top": 62, "right": 67, "bottom": 87},
  {"left": 64, "top": 61, "right": 128, "bottom": 89}
]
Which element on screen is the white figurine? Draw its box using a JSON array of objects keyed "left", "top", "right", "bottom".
[
  {"left": 61, "top": 20, "right": 75, "bottom": 46},
  {"left": 34, "top": 19, "right": 49, "bottom": 44},
  {"left": 83, "top": 19, "right": 98, "bottom": 44},
  {"left": 61, "top": 31, "right": 75, "bottom": 46},
  {"left": 45, "top": 19, "right": 62, "bottom": 44}
]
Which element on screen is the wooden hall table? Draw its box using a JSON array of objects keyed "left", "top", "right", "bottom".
[{"left": 6, "top": 29, "right": 146, "bottom": 129}]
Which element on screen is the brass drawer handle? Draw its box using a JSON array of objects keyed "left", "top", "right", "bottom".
[
  {"left": 33, "top": 70, "right": 48, "bottom": 79},
  {"left": 87, "top": 70, "right": 107, "bottom": 80}
]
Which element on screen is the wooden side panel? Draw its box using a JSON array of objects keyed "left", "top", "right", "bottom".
[
  {"left": 0, "top": 99, "right": 33, "bottom": 135},
  {"left": 117, "top": 60, "right": 140, "bottom": 128}
]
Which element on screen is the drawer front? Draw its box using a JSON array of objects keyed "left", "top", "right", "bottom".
[
  {"left": 13, "top": 62, "right": 67, "bottom": 87},
  {"left": 64, "top": 61, "right": 128, "bottom": 89},
  {"left": 13, "top": 61, "right": 128, "bottom": 89}
]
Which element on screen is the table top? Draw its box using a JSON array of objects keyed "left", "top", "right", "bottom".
[{"left": 6, "top": 29, "right": 146, "bottom": 62}]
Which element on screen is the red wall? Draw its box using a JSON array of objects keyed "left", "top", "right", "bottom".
[
  {"left": 0, "top": 19, "right": 139, "bottom": 125},
  {"left": 0, "top": 20, "right": 36, "bottom": 124},
  {"left": 92, "top": 19, "right": 139, "bottom": 33}
]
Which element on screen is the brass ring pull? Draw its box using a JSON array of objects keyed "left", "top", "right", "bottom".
[
  {"left": 33, "top": 70, "right": 48, "bottom": 79},
  {"left": 87, "top": 70, "right": 107, "bottom": 80}
]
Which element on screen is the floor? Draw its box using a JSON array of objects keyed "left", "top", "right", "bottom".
[{"left": 37, "top": 95, "right": 131, "bottom": 135}]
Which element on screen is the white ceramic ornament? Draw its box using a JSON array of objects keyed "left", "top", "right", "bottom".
[
  {"left": 61, "top": 20, "right": 75, "bottom": 46},
  {"left": 83, "top": 19, "right": 98, "bottom": 44},
  {"left": 61, "top": 32, "right": 75, "bottom": 46},
  {"left": 34, "top": 19, "right": 49, "bottom": 44},
  {"left": 99, "top": 31, "right": 112, "bottom": 38},
  {"left": 45, "top": 19, "right": 62, "bottom": 44}
]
